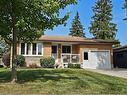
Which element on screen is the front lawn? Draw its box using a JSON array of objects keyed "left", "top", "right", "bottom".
[{"left": 0, "top": 68, "right": 127, "bottom": 95}]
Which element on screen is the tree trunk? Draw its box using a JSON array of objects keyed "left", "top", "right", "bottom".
[
  {"left": 10, "top": 44, "right": 13, "bottom": 68},
  {"left": 11, "top": 0, "right": 17, "bottom": 83}
]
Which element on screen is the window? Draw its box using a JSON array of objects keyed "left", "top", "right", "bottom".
[
  {"left": 84, "top": 52, "right": 88, "bottom": 60},
  {"left": 27, "top": 43, "right": 31, "bottom": 55},
  {"left": 21, "top": 43, "right": 25, "bottom": 55},
  {"left": 20, "top": 43, "right": 43, "bottom": 56},
  {"left": 38, "top": 43, "right": 42, "bottom": 55},
  {"left": 62, "top": 46, "right": 71, "bottom": 53},
  {"left": 32, "top": 43, "right": 36, "bottom": 55},
  {"left": 52, "top": 46, "right": 57, "bottom": 53}
]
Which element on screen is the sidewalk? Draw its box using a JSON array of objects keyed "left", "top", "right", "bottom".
[{"left": 87, "top": 68, "right": 127, "bottom": 79}]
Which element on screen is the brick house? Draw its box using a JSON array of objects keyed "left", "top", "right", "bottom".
[{"left": 17, "top": 35, "right": 115, "bottom": 69}]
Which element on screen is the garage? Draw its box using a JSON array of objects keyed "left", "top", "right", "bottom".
[
  {"left": 113, "top": 45, "right": 127, "bottom": 68},
  {"left": 83, "top": 50, "right": 111, "bottom": 69}
]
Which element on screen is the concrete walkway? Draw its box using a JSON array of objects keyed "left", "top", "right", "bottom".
[{"left": 86, "top": 68, "right": 127, "bottom": 79}]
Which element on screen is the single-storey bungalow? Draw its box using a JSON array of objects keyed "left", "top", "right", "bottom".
[
  {"left": 17, "top": 35, "right": 115, "bottom": 69},
  {"left": 113, "top": 45, "right": 127, "bottom": 68}
]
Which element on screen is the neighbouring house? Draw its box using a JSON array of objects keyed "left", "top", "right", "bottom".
[
  {"left": 113, "top": 45, "right": 127, "bottom": 68},
  {"left": 17, "top": 35, "right": 115, "bottom": 69}
]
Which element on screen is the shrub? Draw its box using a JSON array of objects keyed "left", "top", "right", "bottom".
[
  {"left": 68, "top": 64, "right": 81, "bottom": 69},
  {"left": 0, "top": 65, "right": 4, "bottom": 68},
  {"left": 40, "top": 57, "right": 55, "bottom": 68},
  {"left": 16, "top": 55, "right": 25, "bottom": 67},
  {"left": 2, "top": 53, "right": 10, "bottom": 67}
]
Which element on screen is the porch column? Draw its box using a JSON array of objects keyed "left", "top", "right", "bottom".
[{"left": 58, "top": 44, "right": 61, "bottom": 64}]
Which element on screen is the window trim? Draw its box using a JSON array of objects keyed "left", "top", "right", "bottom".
[{"left": 20, "top": 43, "right": 43, "bottom": 56}]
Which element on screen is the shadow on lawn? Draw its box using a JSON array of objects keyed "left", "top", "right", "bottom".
[{"left": 0, "top": 69, "right": 79, "bottom": 83}]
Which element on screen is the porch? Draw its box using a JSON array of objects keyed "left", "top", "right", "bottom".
[{"left": 51, "top": 44, "right": 81, "bottom": 67}]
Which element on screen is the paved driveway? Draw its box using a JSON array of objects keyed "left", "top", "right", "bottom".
[{"left": 87, "top": 68, "right": 127, "bottom": 79}]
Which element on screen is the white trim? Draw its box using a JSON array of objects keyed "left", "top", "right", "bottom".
[
  {"left": 36, "top": 43, "right": 38, "bottom": 55},
  {"left": 19, "top": 43, "right": 21, "bottom": 55},
  {"left": 61, "top": 54, "right": 80, "bottom": 64},
  {"left": 25, "top": 43, "right": 27, "bottom": 55},
  {"left": 22, "top": 54, "right": 43, "bottom": 57},
  {"left": 20, "top": 43, "right": 43, "bottom": 56},
  {"left": 31, "top": 43, "right": 32, "bottom": 55}
]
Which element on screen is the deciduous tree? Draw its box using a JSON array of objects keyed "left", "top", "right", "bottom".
[{"left": 0, "top": 0, "right": 77, "bottom": 82}]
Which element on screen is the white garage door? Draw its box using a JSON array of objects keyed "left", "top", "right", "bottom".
[{"left": 83, "top": 50, "right": 111, "bottom": 69}]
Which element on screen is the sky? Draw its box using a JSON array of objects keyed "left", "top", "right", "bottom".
[{"left": 45, "top": 0, "right": 127, "bottom": 46}]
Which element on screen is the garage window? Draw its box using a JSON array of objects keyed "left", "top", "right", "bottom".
[{"left": 84, "top": 52, "right": 88, "bottom": 60}]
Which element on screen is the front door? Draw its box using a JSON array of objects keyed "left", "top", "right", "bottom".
[
  {"left": 52, "top": 46, "right": 58, "bottom": 63},
  {"left": 83, "top": 51, "right": 90, "bottom": 68}
]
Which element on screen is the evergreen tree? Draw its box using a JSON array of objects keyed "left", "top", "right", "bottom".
[
  {"left": 69, "top": 12, "right": 85, "bottom": 37},
  {"left": 89, "top": 0, "right": 117, "bottom": 40},
  {"left": 123, "top": 0, "right": 127, "bottom": 20}
]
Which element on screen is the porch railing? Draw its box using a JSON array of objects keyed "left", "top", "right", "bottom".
[{"left": 61, "top": 54, "right": 80, "bottom": 64}]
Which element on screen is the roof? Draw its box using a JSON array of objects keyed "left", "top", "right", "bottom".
[
  {"left": 38, "top": 35, "right": 116, "bottom": 44},
  {"left": 113, "top": 45, "right": 127, "bottom": 52}
]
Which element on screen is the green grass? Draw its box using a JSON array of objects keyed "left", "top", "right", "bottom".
[{"left": 0, "top": 68, "right": 127, "bottom": 95}]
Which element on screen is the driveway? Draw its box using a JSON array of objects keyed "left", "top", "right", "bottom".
[{"left": 86, "top": 68, "right": 127, "bottom": 79}]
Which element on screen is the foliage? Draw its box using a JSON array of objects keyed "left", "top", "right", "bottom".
[
  {"left": 68, "top": 64, "right": 81, "bottom": 68},
  {"left": 113, "top": 40, "right": 121, "bottom": 48},
  {"left": 0, "top": 37, "right": 10, "bottom": 56},
  {"left": 0, "top": 0, "right": 77, "bottom": 82},
  {"left": 40, "top": 57, "right": 55, "bottom": 68},
  {"left": 89, "top": 0, "right": 117, "bottom": 40},
  {"left": 0, "top": 0, "right": 77, "bottom": 43},
  {"left": 2, "top": 53, "right": 10, "bottom": 67},
  {"left": 69, "top": 12, "right": 85, "bottom": 37},
  {"left": 123, "top": 0, "right": 127, "bottom": 20},
  {"left": 16, "top": 55, "right": 25, "bottom": 67}
]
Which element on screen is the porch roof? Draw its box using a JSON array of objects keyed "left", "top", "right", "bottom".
[{"left": 38, "top": 35, "right": 116, "bottom": 44}]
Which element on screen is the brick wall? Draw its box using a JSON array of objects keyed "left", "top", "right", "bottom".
[
  {"left": 25, "top": 56, "right": 43, "bottom": 67},
  {"left": 79, "top": 44, "right": 113, "bottom": 64}
]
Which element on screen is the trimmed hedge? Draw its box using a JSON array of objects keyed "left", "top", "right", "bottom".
[
  {"left": 40, "top": 57, "right": 55, "bottom": 68},
  {"left": 16, "top": 55, "right": 25, "bottom": 67},
  {"left": 68, "top": 64, "right": 81, "bottom": 69}
]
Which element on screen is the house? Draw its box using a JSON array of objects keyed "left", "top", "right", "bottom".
[
  {"left": 113, "top": 45, "right": 127, "bottom": 68},
  {"left": 17, "top": 35, "right": 115, "bottom": 69}
]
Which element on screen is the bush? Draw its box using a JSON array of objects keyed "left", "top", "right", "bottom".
[
  {"left": 2, "top": 53, "right": 10, "bottom": 67},
  {"left": 40, "top": 57, "right": 55, "bottom": 68},
  {"left": 16, "top": 55, "right": 25, "bottom": 67},
  {"left": 68, "top": 64, "right": 81, "bottom": 69}
]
